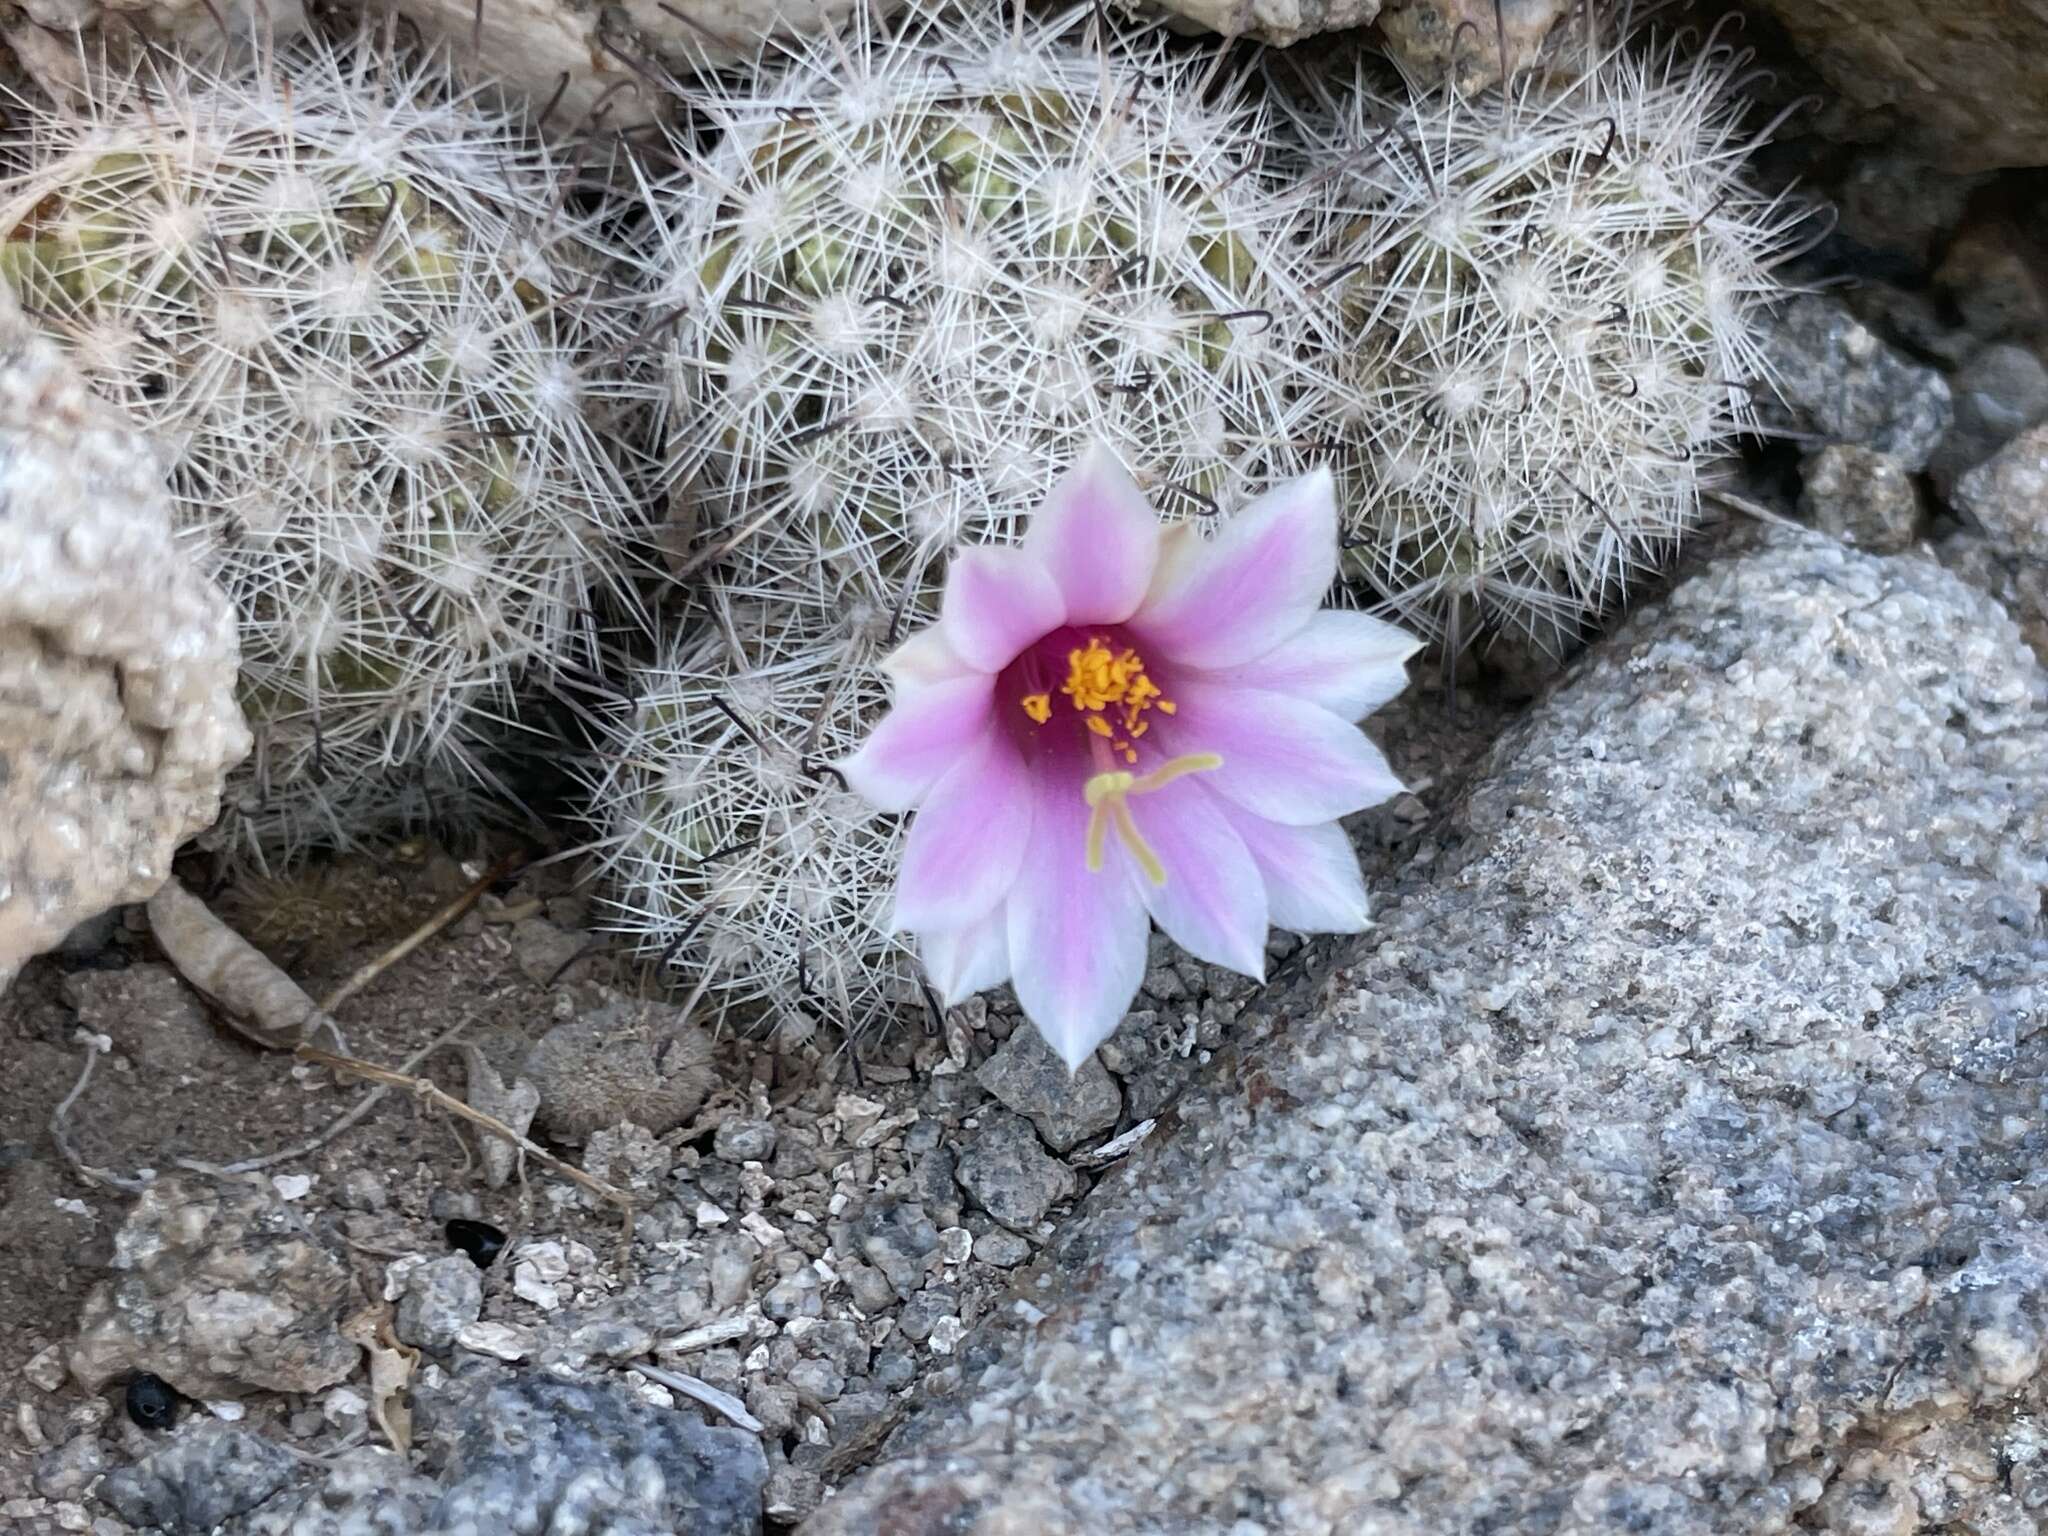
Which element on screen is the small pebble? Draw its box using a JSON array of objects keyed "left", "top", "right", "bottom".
[
  {"left": 713, "top": 1118, "right": 779, "bottom": 1162},
  {"left": 937, "top": 1227, "right": 973, "bottom": 1266},
  {"left": 23, "top": 1346, "right": 66, "bottom": 1394},
  {"left": 456, "top": 1322, "right": 532, "bottom": 1362},
  {"left": 972, "top": 1229, "right": 1032, "bottom": 1267}
]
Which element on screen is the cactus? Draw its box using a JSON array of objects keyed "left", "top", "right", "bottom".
[
  {"left": 597, "top": 0, "right": 1313, "bottom": 1032},
  {"left": 0, "top": 28, "right": 659, "bottom": 865},
  {"left": 586, "top": 601, "right": 912, "bottom": 1036},
  {"left": 1284, "top": 16, "right": 1803, "bottom": 656}
]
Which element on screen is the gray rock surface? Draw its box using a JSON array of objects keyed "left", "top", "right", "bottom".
[
  {"left": 1797, "top": 444, "right": 1922, "bottom": 551},
  {"left": 0, "top": 315, "right": 249, "bottom": 990},
  {"left": 1743, "top": 0, "right": 2048, "bottom": 171},
  {"left": 69, "top": 1177, "right": 359, "bottom": 1398},
  {"left": 98, "top": 1424, "right": 295, "bottom": 1534},
  {"left": 523, "top": 993, "right": 714, "bottom": 1145},
  {"left": 394, "top": 1256, "right": 484, "bottom": 1353},
  {"left": 1954, "top": 421, "right": 2048, "bottom": 562},
  {"left": 953, "top": 1111, "right": 1078, "bottom": 1231},
  {"left": 146, "top": 1370, "right": 771, "bottom": 1534},
  {"left": 975, "top": 1029, "right": 1121, "bottom": 1153},
  {"left": 802, "top": 530, "right": 2048, "bottom": 1535},
  {"left": 1940, "top": 535, "right": 2048, "bottom": 665},
  {"left": 413, "top": 1371, "right": 768, "bottom": 1536},
  {"left": 1931, "top": 343, "right": 2048, "bottom": 500},
  {"left": 1760, "top": 294, "right": 1953, "bottom": 470}
]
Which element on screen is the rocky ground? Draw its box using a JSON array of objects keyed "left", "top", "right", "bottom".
[
  {"left": 8, "top": 0, "right": 2048, "bottom": 1532},
  {"left": 0, "top": 674, "right": 1507, "bottom": 1533}
]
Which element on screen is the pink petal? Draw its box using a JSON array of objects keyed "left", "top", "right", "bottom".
[
  {"left": 1126, "top": 777, "right": 1268, "bottom": 978},
  {"left": 921, "top": 907, "right": 1012, "bottom": 1005},
  {"left": 892, "top": 727, "right": 1033, "bottom": 932},
  {"left": 1223, "top": 811, "right": 1373, "bottom": 933},
  {"left": 1197, "top": 610, "right": 1421, "bottom": 721},
  {"left": 1160, "top": 679, "right": 1403, "bottom": 826},
  {"left": 881, "top": 624, "right": 972, "bottom": 688},
  {"left": 940, "top": 546, "right": 1065, "bottom": 673},
  {"left": 1022, "top": 443, "right": 1161, "bottom": 626},
  {"left": 837, "top": 674, "right": 996, "bottom": 814},
  {"left": 1131, "top": 468, "right": 1338, "bottom": 669},
  {"left": 1005, "top": 763, "right": 1150, "bottom": 1071}
]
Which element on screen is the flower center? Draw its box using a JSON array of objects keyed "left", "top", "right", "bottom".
[{"left": 1019, "top": 635, "right": 1178, "bottom": 765}]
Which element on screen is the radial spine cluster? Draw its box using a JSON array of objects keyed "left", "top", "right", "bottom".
[
  {"left": 0, "top": 28, "right": 658, "bottom": 865},
  {"left": 1288, "top": 17, "right": 1802, "bottom": 654},
  {"left": 593, "top": 1, "right": 1315, "bottom": 1033}
]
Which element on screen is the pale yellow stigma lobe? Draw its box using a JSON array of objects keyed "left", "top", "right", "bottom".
[{"left": 1082, "top": 753, "right": 1224, "bottom": 886}]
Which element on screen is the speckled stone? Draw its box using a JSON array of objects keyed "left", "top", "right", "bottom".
[
  {"left": 802, "top": 531, "right": 2048, "bottom": 1535},
  {"left": 1759, "top": 295, "right": 1953, "bottom": 470},
  {"left": 1798, "top": 444, "right": 1922, "bottom": 552},
  {"left": 1955, "top": 420, "right": 2048, "bottom": 562}
]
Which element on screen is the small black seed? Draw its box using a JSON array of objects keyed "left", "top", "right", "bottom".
[
  {"left": 126, "top": 1372, "right": 176, "bottom": 1430},
  {"left": 445, "top": 1217, "right": 507, "bottom": 1269}
]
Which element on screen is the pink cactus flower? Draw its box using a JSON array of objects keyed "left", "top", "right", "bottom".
[{"left": 840, "top": 446, "right": 1419, "bottom": 1071}]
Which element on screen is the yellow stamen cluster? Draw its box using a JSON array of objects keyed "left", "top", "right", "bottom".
[
  {"left": 1083, "top": 754, "right": 1224, "bottom": 884},
  {"left": 1019, "top": 635, "right": 1177, "bottom": 765}
]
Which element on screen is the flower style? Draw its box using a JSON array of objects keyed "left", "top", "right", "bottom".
[{"left": 840, "top": 447, "right": 1420, "bottom": 1071}]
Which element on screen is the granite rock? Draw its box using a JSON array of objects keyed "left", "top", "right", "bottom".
[
  {"left": 1938, "top": 535, "right": 2048, "bottom": 665},
  {"left": 1373, "top": 0, "right": 1571, "bottom": 93},
  {"left": 1930, "top": 343, "right": 2048, "bottom": 501},
  {"left": 376, "top": 0, "right": 872, "bottom": 135},
  {"left": 1797, "top": 444, "right": 1922, "bottom": 552},
  {"left": 953, "top": 1111, "right": 1077, "bottom": 1231},
  {"left": 0, "top": 315, "right": 249, "bottom": 989},
  {"left": 98, "top": 1424, "right": 295, "bottom": 1534},
  {"left": 215, "top": 1370, "right": 771, "bottom": 1534},
  {"left": 802, "top": 530, "right": 2048, "bottom": 1534},
  {"left": 975, "top": 1028, "right": 1121, "bottom": 1153},
  {"left": 414, "top": 1370, "right": 769, "bottom": 1536},
  {"left": 69, "top": 1177, "right": 359, "bottom": 1398},
  {"left": 1760, "top": 294, "right": 1953, "bottom": 470},
  {"left": 394, "top": 1255, "right": 484, "bottom": 1354},
  {"left": 1954, "top": 421, "right": 2048, "bottom": 562}
]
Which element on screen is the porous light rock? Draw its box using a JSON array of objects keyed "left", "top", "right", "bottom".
[
  {"left": 374, "top": 0, "right": 871, "bottom": 131},
  {"left": 1136, "top": 0, "right": 1565, "bottom": 84},
  {"left": 0, "top": 0, "right": 307, "bottom": 102},
  {"left": 1373, "top": 0, "right": 1571, "bottom": 91},
  {"left": 804, "top": 530, "right": 2048, "bottom": 1535},
  {"left": 0, "top": 314, "right": 248, "bottom": 990},
  {"left": 69, "top": 1178, "right": 359, "bottom": 1398}
]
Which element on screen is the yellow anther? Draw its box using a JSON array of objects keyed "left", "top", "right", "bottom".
[
  {"left": 1058, "top": 636, "right": 1176, "bottom": 763},
  {"left": 1021, "top": 692, "right": 1052, "bottom": 725},
  {"left": 1081, "top": 753, "right": 1224, "bottom": 886}
]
